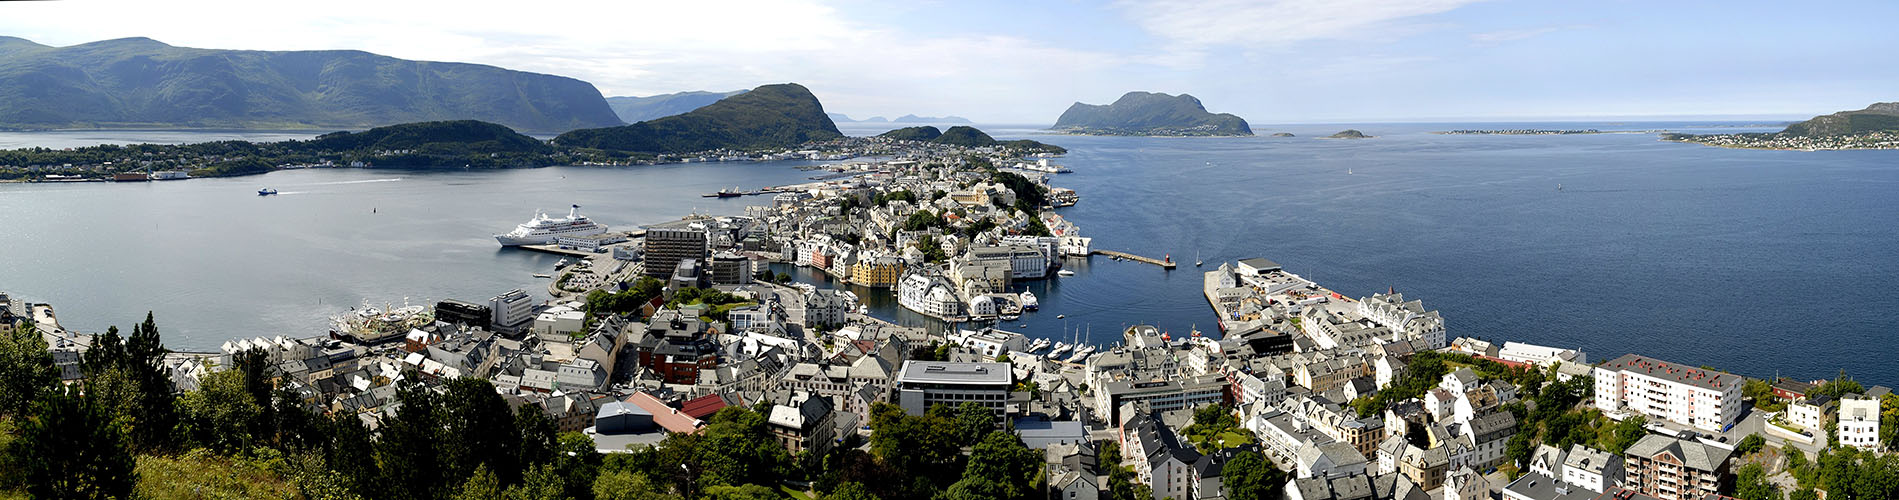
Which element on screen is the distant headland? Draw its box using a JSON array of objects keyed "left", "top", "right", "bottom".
[{"left": 1051, "top": 91, "right": 1252, "bottom": 136}]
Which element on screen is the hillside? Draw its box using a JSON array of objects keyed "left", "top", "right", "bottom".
[
  {"left": 875, "top": 125, "right": 1065, "bottom": 154},
  {"left": 605, "top": 90, "right": 745, "bottom": 124},
  {"left": 1780, "top": 102, "right": 1899, "bottom": 136},
  {"left": 301, "top": 120, "right": 552, "bottom": 155},
  {"left": 1053, "top": 91, "right": 1251, "bottom": 136},
  {"left": 552, "top": 83, "right": 842, "bottom": 154},
  {"left": 0, "top": 37, "right": 621, "bottom": 133}
]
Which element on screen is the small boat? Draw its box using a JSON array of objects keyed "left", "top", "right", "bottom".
[
  {"left": 257, "top": 188, "right": 278, "bottom": 196},
  {"left": 1000, "top": 311, "right": 1020, "bottom": 321},
  {"left": 1046, "top": 342, "right": 1072, "bottom": 358},
  {"left": 1027, "top": 339, "right": 1050, "bottom": 352},
  {"left": 1055, "top": 314, "right": 1065, "bottom": 319},
  {"left": 1020, "top": 291, "right": 1039, "bottom": 311},
  {"left": 1057, "top": 269, "right": 1076, "bottom": 277},
  {"left": 533, "top": 273, "right": 552, "bottom": 279},
  {"left": 1195, "top": 251, "right": 1202, "bottom": 267},
  {"left": 555, "top": 258, "right": 570, "bottom": 269},
  {"left": 1020, "top": 324, "right": 1029, "bottom": 328},
  {"left": 1066, "top": 346, "right": 1096, "bottom": 363}
]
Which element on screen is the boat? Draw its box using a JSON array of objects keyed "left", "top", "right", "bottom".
[
  {"left": 1027, "top": 338, "right": 1050, "bottom": 352},
  {"left": 1046, "top": 342, "right": 1072, "bottom": 358},
  {"left": 533, "top": 273, "right": 552, "bottom": 278},
  {"left": 1056, "top": 314, "right": 1065, "bottom": 319},
  {"left": 1195, "top": 250, "right": 1202, "bottom": 267},
  {"left": 999, "top": 311, "right": 1020, "bottom": 321},
  {"left": 257, "top": 188, "right": 278, "bottom": 196},
  {"left": 555, "top": 258, "right": 570, "bottom": 269},
  {"left": 1065, "top": 345, "right": 1096, "bottom": 363},
  {"left": 329, "top": 300, "right": 433, "bottom": 344},
  {"left": 495, "top": 205, "right": 608, "bottom": 246},
  {"left": 1019, "top": 291, "right": 1039, "bottom": 311},
  {"left": 1057, "top": 269, "right": 1076, "bottom": 277}
]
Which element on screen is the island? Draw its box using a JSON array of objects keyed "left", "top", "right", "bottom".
[
  {"left": 1269, "top": 132, "right": 1295, "bottom": 137},
  {"left": 1326, "top": 129, "right": 1372, "bottom": 139},
  {"left": 876, "top": 125, "right": 1066, "bottom": 154},
  {"left": 553, "top": 83, "right": 842, "bottom": 155},
  {"left": 1667, "top": 102, "right": 1899, "bottom": 150},
  {"left": 604, "top": 90, "right": 745, "bottom": 123},
  {"left": 0, "top": 36, "right": 621, "bottom": 134},
  {"left": 1051, "top": 91, "right": 1252, "bottom": 136}
]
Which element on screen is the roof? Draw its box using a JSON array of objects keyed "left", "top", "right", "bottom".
[
  {"left": 1626, "top": 434, "right": 1731, "bottom": 473},
  {"left": 895, "top": 361, "right": 1011, "bottom": 385},
  {"left": 626, "top": 392, "right": 704, "bottom": 434},
  {"left": 1599, "top": 354, "right": 1743, "bottom": 392},
  {"left": 1503, "top": 471, "right": 1599, "bottom": 500},
  {"left": 1237, "top": 257, "right": 1281, "bottom": 271},
  {"left": 1563, "top": 444, "right": 1619, "bottom": 475},
  {"left": 679, "top": 393, "right": 731, "bottom": 420}
]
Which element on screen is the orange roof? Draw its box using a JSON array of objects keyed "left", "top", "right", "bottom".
[{"left": 627, "top": 392, "right": 704, "bottom": 434}]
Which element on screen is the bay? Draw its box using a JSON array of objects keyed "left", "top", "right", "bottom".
[{"left": 2, "top": 122, "right": 1894, "bottom": 387}]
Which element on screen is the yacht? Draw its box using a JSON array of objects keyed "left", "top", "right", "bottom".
[
  {"left": 1027, "top": 338, "right": 1051, "bottom": 352},
  {"left": 1046, "top": 342, "right": 1072, "bottom": 359},
  {"left": 1057, "top": 269, "right": 1076, "bottom": 277},
  {"left": 495, "top": 205, "right": 607, "bottom": 246},
  {"left": 257, "top": 188, "right": 277, "bottom": 196},
  {"left": 1065, "top": 345, "right": 1096, "bottom": 363},
  {"left": 1019, "top": 291, "right": 1039, "bottom": 311}
]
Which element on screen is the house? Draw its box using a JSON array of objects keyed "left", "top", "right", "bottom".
[
  {"left": 1298, "top": 440, "right": 1369, "bottom": 479},
  {"left": 1838, "top": 394, "right": 1882, "bottom": 450},
  {"left": 1444, "top": 466, "right": 1493, "bottom": 500},
  {"left": 1287, "top": 472, "right": 1431, "bottom": 500},
  {"left": 767, "top": 391, "right": 837, "bottom": 455},
  {"left": 1622, "top": 435, "right": 1732, "bottom": 500}
]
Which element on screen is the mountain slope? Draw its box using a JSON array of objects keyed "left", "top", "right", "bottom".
[
  {"left": 876, "top": 125, "right": 1065, "bottom": 154},
  {"left": 0, "top": 37, "right": 621, "bottom": 133},
  {"left": 1781, "top": 102, "right": 1899, "bottom": 136},
  {"left": 606, "top": 90, "right": 746, "bottom": 124},
  {"left": 1052, "top": 91, "right": 1251, "bottom": 136},
  {"left": 553, "top": 83, "right": 841, "bottom": 154}
]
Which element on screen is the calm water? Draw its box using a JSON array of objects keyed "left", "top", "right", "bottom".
[{"left": 3, "top": 123, "right": 1895, "bottom": 386}]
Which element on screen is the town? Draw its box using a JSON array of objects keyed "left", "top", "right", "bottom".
[
  {"left": 1664, "top": 131, "right": 1899, "bottom": 151},
  {"left": 1, "top": 136, "right": 1895, "bottom": 500}
]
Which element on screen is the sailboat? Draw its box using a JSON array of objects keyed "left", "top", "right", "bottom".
[{"left": 1348, "top": 167, "right": 1353, "bottom": 175}]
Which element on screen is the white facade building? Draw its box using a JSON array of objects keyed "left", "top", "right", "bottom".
[
  {"left": 1839, "top": 395, "right": 1882, "bottom": 450},
  {"left": 1593, "top": 354, "right": 1743, "bottom": 432}
]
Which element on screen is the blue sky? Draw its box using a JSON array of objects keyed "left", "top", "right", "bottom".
[{"left": 3, "top": 0, "right": 1895, "bottom": 123}]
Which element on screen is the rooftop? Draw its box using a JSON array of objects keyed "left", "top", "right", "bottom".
[
  {"left": 896, "top": 361, "right": 1012, "bottom": 385},
  {"left": 1600, "top": 354, "right": 1743, "bottom": 392}
]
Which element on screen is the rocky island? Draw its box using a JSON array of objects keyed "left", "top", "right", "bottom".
[
  {"left": 1326, "top": 129, "right": 1372, "bottom": 139},
  {"left": 1667, "top": 102, "right": 1899, "bottom": 150},
  {"left": 1051, "top": 91, "right": 1252, "bottom": 136},
  {"left": 1269, "top": 132, "right": 1295, "bottom": 137}
]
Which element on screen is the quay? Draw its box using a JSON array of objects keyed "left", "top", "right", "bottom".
[
  {"left": 517, "top": 245, "right": 594, "bottom": 258},
  {"left": 1092, "top": 249, "right": 1176, "bottom": 269}
]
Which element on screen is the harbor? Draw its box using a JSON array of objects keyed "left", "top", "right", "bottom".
[{"left": 1091, "top": 249, "right": 1177, "bottom": 269}]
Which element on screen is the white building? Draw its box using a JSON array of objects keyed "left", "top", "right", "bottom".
[
  {"left": 897, "top": 272, "right": 962, "bottom": 319},
  {"left": 949, "top": 328, "right": 1030, "bottom": 360},
  {"left": 894, "top": 361, "right": 1012, "bottom": 419},
  {"left": 1593, "top": 354, "right": 1743, "bottom": 432},
  {"left": 1496, "top": 342, "right": 1587, "bottom": 368},
  {"left": 490, "top": 289, "right": 536, "bottom": 330},
  {"left": 1356, "top": 292, "right": 1446, "bottom": 349},
  {"left": 1838, "top": 394, "right": 1882, "bottom": 450}
]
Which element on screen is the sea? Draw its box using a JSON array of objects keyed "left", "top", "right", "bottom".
[{"left": 1, "top": 122, "right": 1894, "bottom": 386}]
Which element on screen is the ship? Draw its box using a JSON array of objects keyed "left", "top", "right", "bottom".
[
  {"left": 495, "top": 205, "right": 607, "bottom": 246},
  {"left": 258, "top": 188, "right": 278, "bottom": 196},
  {"left": 704, "top": 186, "right": 745, "bottom": 198},
  {"left": 1020, "top": 291, "right": 1039, "bottom": 311}
]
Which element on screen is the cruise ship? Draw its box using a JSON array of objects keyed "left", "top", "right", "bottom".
[{"left": 495, "top": 205, "right": 608, "bottom": 246}]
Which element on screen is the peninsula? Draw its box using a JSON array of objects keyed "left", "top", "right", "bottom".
[
  {"left": 1052, "top": 91, "right": 1252, "bottom": 136},
  {"left": 553, "top": 83, "right": 842, "bottom": 155},
  {"left": 1667, "top": 102, "right": 1899, "bottom": 150}
]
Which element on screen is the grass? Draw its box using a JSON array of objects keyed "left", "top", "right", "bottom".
[{"left": 133, "top": 450, "right": 301, "bottom": 500}]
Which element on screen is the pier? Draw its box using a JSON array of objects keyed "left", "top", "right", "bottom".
[
  {"left": 516, "top": 245, "right": 594, "bottom": 257},
  {"left": 1092, "top": 249, "right": 1176, "bottom": 269}
]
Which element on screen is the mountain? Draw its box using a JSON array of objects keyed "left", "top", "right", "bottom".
[
  {"left": 553, "top": 83, "right": 841, "bottom": 154},
  {"left": 864, "top": 116, "right": 889, "bottom": 123},
  {"left": 606, "top": 90, "right": 745, "bottom": 124},
  {"left": 0, "top": 37, "right": 622, "bottom": 134},
  {"left": 302, "top": 120, "right": 551, "bottom": 155},
  {"left": 1052, "top": 91, "right": 1251, "bottom": 136},
  {"left": 1780, "top": 102, "right": 1899, "bottom": 136},
  {"left": 875, "top": 125, "right": 1065, "bottom": 154},
  {"left": 892, "top": 114, "right": 973, "bottom": 124}
]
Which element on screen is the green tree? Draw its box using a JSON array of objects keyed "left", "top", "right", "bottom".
[
  {"left": 868, "top": 402, "right": 960, "bottom": 489},
  {"left": 80, "top": 313, "right": 180, "bottom": 452},
  {"left": 453, "top": 466, "right": 505, "bottom": 500},
  {"left": 700, "top": 483, "right": 780, "bottom": 500},
  {"left": 593, "top": 468, "right": 679, "bottom": 500},
  {"left": 1789, "top": 488, "right": 1820, "bottom": 500},
  {"left": 962, "top": 431, "right": 1042, "bottom": 499},
  {"left": 826, "top": 481, "right": 880, "bottom": 500},
  {"left": 1737, "top": 433, "right": 1766, "bottom": 455},
  {"left": 15, "top": 388, "right": 136, "bottom": 500},
  {"left": 377, "top": 375, "right": 447, "bottom": 500},
  {"left": 443, "top": 377, "right": 525, "bottom": 487},
  {"left": 1221, "top": 450, "right": 1285, "bottom": 500},
  {"left": 178, "top": 368, "right": 265, "bottom": 452},
  {"left": 1602, "top": 416, "right": 1648, "bottom": 455},
  {"left": 1735, "top": 463, "right": 1781, "bottom": 500},
  {"left": 694, "top": 406, "right": 792, "bottom": 489},
  {"left": 504, "top": 464, "right": 566, "bottom": 500},
  {"left": 954, "top": 402, "right": 996, "bottom": 446},
  {"left": 0, "top": 322, "right": 57, "bottom": 418},
  {"left": 553, "top": 432, "right": 604, "bottom": 499}
]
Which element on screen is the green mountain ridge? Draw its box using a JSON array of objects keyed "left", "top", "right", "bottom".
[
  {"left": 876, "top": 125, "right": 1066, "bottom": 154},
  {"left": 0, "top": 37, "right": 622, "bottom": 134},
  {"left": 553, "top": 83, "right": 842, "bottom": 154},
  {"left": 1052, "top": 91, "right": 1252, "bottom": 136},
  {"left": 1781, "top": 102, "right": 1899, "bottom": 136},
  {"left": 605, "top": 90, "right": 746, "bottom": 124}
]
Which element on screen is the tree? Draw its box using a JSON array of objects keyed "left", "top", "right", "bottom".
[
  {"left": 1602, "top": 416, "right": 1647, "bottom": 455},
  {"left": 453, "top": 466, "right": 505, "bottom": 500},
  {"left": 954, "top": 402, "right": 996, "bottom": 446},
  {"left": 593, "top": 469, "right": 679, "bottom": 500},
  {"left": 1221, "top": 450, "right": 1285, "bottom": 500},
  {"left": 941, "top": 476, "right": 1011, "bottom": 500},
  {"left": 504, "top": 464, "right": 567, "bottom": 500},
  {"left": 178, "top": 368, "right": 265, "bottom": 452},
  {"left": 1789, "top": 488, "right": 1820, "bottom": 500},
  {"left": 377, "top": 375, "right": 447, "bottom": 500},
  {"left": 442, "top": 377, "right": 525, "bottom": 487},
  {"left": 15, "top": 388, "right": 136, "bottom": 500},
  {"left": 1735, "top": 463, "right": 1781, "bottom": 500},
  {"left": 80, "top": 313, "right": 180, "bottom": 451},
  {"left": 962, "top": 431, "right": 1041, "bottom": 499},
  {"left": 694, "top": 406, "right": 792, "bottom": 489},
  {"left": 826, "top": 481, "right": 880, "bottom": 500},
  {"left": 700, "top": 483, "right": 779, "bottom": 500},
  {"left": 1737, "top": 433, "right": 1766, "bottom": 455},
  {"left": 0, "top": 322, "right": 57, "bottom": 418},
  {"left": 553, "top": 432, "right": 604, "bottom": 499}
]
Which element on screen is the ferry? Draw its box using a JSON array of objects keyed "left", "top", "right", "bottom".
[
  {"left": 1019, "top": 291, "right": 1039, "bottom": 311},
  {"left": 495, "top": 205, "right": 607, "bottom": 246},
  {"left": 257, "top": 188, "right": 278, "bottom": 196}
]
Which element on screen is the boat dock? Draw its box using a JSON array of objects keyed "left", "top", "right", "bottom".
[
  {"left": 1092, "top": 249, "right": 1177, "bottom": 269},
  {"left": 516, "top": 245, "right": 595, "bottom": 257}
]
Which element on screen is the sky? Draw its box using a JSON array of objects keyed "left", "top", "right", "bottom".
[{"left": 3, "top": 0, "right": 1896, "bottom": 124}]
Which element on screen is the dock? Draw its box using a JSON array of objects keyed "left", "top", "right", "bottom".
[
  {"left": 516, "top": 244, "right": 596, "bottom": 258},
  {"left": 1092, "top": 249, "right": 1177, "bottom": 269}
]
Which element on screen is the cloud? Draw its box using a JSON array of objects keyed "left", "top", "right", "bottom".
[
  {"left": 1469, "top": 25, "right": 1587, "bottom": 46},
  {"left": 1116, "top": 0, "right": 1488, "bottom": 48}
]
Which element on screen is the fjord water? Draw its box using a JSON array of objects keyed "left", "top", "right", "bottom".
[{"left": 3, "top": 122, "right": 1895, "bottom": 385}]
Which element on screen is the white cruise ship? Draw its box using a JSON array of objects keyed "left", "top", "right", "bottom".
[{"left": 495, "top": 205, "right": 607, "bottom": 246}]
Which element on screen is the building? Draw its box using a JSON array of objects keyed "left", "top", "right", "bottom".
[
  {"left": 632, "top": 310, "right": 721, "bottom": 384},
  {"left": 897, "top": 272, "right": 962, "bottom": 319},
  {"left": 1355, "top": 292, "right": 1445, "bottom": 350},
  {"left": 1593, "top": 354, "right": 1743, "bottom": 432},
  {"left": 707, "top": 251, "right": 753, "bottom": 285},
  {"left": 894, "top": 361, "right": 1011, "bottom": 419},
  {"left": 434, "top": 299, "right": 491, "bottom": 329},
  {"left": 1503, "top": 444, "right": 1622, "bottom": 500},
  {"left": 1287, "top": 472, "right": 1430, "bottom": 500},
  {"left": 1623, "top": 434, "right": 1732, "bottom": 500},
  {"left": 949, "top": 328, "right": 1030, "bottom": 360},
  {"left": 1838, "top": 394, "right": 1882, "bottom": 450},
  {"left": 490, "top": 289, "right": 536, "bottom": 332},
  {"left": 850, "top": 256, "right": 904, "bottom": 288},
  {"left": 767, "top": 391, "right": 837, "bottom": 456},
  {"left": 1093, "top": 374, "right": 1229, "bottom": 424},
  {"left": 643, "top": 224, "right": 709, "bottom": 279}
]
